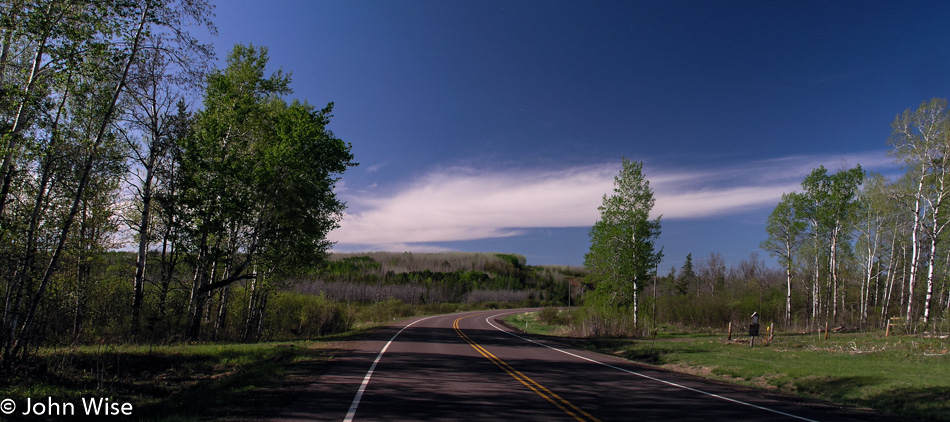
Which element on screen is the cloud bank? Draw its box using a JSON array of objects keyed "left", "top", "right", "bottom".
[{"left": 329, "top": 151, "right": 897, "bottom": 251}]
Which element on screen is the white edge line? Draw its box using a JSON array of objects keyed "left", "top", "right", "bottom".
[
  {"left": 343, "top": 315, "right": 435, "bottom": 422},
  {"left": 484, "top": 313, "right": 819, "bottom": 422}
]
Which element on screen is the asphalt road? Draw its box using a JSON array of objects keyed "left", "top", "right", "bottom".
[{"left": 267, "top": 309, "right": 893, "bottom": 421}]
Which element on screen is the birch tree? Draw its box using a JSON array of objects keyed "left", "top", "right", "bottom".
[
  {"left": 762, "top": 192, "right": 805, "bottom": 326},
  {"left": 855, "top": 174, "right": 889, "bottom": 324},
  {"left": 888, "top": 98, "right": 950, "bottom": 329},
  {"left": 585, "top": 158, "right": 662, "bottom": 332},
  {"left": 179, "top": 44, "right": 354, "bottom": 340},
  {"left": 0, "top": 0, "right": 215, "bottom": 366},
  {"left": 122, "top": 32, "right": 212, "bottom": 335}
]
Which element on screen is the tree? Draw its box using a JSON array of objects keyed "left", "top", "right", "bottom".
[
  {"left": 888, "top": 98, "right": 950, "bottom": 329},
  {"left": 825, "top": 165, "right": 865, "bottom": 324},
  {"left": 585, "top": 158, "right": 662, "bottom": 331},
  {"left": 122, "top": 34, "right": 213, "bottom": 335},
  {"left": 697, "top": 252, "right": 726, "bottom": 295},
  {"left": 855, "top": 174, "right": 890, "bottom": 324},
  {"left": 675, "top": 253, "right": 696, "bottom": 295},
  {"left": 178, "top": 44, "right": 355, "bottom": 340},
  {"left": 761, "top": 192, "right": 806, "bottom": 326},
  {"left": 799, "top": 165, "right": 864, "bottom": 325}
]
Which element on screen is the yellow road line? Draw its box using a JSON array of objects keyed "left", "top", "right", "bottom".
[{"left": 453, "top": 315, "right": 601, "bottom": 422}]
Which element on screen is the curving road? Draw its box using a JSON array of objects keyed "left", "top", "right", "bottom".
[{"left": 268, "top": 309, "right": 890, "bottom": 421}]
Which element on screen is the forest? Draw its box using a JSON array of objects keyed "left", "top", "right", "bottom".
[
  {"left": 759, "top": 98, "right": 950, "bottom": 335},
  {"left": 0, "top": 0, "right": 362, "bottom": 367}
]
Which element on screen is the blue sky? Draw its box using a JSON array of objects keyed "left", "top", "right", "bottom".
[{"left": 201, "top": 1, "right": 950, "bottom": 267}]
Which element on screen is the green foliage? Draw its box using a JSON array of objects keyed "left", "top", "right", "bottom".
[
  {"left": 584, "top": 158, "right": 662, "bottom": 333},
  {"left": 538, "top": 307, "right": 568, "bottom": 326},
  {"left": 309, "top": 252, "right": 577, "bottom": 306},
  {"left": 266, "top": 293, "right": 352, "bottom": 339},
  {"left": 505, "top": 311, "right": 563, "bottom": 335},
  {"left": 171, "top": 44, "right": 356, "bottom": 339},
  {"left": 495, "top": 253, "right": 526, "bottom": 269},
  {"left": 356, "top": 298, "right": 415, "bottom": 323},
  {"left": 674, "top": 253, "right": 696, "bottom": 295}
]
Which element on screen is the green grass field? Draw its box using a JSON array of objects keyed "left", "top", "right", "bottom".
[{"left": 505, "top": 312, "right": 950, "bottom": 421}]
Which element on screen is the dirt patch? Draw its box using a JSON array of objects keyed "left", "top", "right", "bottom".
[
  {"left": 660, "top": 363, "right": 781, "bottom": 391},
  {"left": 662, "top": 362, "right": 716, "bottom": 378}
]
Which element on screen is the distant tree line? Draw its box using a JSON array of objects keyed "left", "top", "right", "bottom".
[
  {"left": 302, "top": 252, "right": 582, "bottom": 306},
  {"left": 0, "top": 1, "right": 357, "bottom": 368}
]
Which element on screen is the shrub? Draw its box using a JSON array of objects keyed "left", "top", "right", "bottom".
[
  {"left": 539, "top": 307, "right": 567, "bottom": 326},
  {"left": 266, "top": 292, "right": 352, "bottom": 339}
]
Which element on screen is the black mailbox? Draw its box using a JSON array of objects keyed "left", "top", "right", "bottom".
[{"left": 749, "top": 312, "right": 759, "bottom": 336}]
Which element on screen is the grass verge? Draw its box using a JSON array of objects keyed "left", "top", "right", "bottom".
[
  {"left": 504, "top": 313, "right": 950, "bottom": 421},
  {"left": 0, "top": 337, "right": 360, "bottom": 421},
  {"left": 503, "top": 311, "right": 561, "bottom": 335}
]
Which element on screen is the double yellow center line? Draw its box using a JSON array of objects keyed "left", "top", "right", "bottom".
[{"left": 453, "top": 315, "right": 601, "bottom": 422}]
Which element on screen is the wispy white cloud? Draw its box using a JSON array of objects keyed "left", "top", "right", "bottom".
[
  {"left": 331, "top": 164, "right": 614, "bottom": 247},
  {"left": 365, "top": 162, "right": 387, "bottom": 173},
  {"left": 329, "top": 151, "right": 898, "bottom": 251}
]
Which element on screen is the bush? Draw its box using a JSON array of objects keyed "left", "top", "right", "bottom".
[
  {"left": 539, "top": 307, "right": 567, "bottom": 326},
  {"left": 356, "top": 298, "right": 414, "bottom": 322},
  {"left": 266, "top": 292, "right": 352, "bottom": 339}
]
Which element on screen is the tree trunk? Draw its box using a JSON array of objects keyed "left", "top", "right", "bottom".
[
  {"left": 632, "top": 277, "right": 638, "bottom": 333},
  {"left": 922, "top": 227, "right": 938, "bottom": 329},
  {"left": 131, "top": 153, "right": 157, "bottom": 335},
  {"left": 73, "top": 202, "right": 91, "bottom": 342},
  {"left": 213, "top": 285, "right": 230, "bottom": 340},
  {"left": 830, "top": 227, "right": 839, "bottom": 324},
  {"left": 812, "top": 231, "right": 820, "bottom": 329},
  {"left": 243, "top": 275, "right": 259, "bottom": 341},
  {"left": 905, "top": 175, "right": 925, "bottom": 326},
  {"left": 785, "top": 239, "right": 793, "bottom": 326}
]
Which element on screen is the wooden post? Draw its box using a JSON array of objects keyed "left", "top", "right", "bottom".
[
  {"left": 824, "top": 321, "right": 829, "bottom": 340},
  {"left": 885, "top": 320, "right": 891, "bottom": 337},
  {"left": 768, "top": 322, "right": 774, "bottom": 343},
  {"left": 727, "top": 321, "right": 732, "bottom": 341}
]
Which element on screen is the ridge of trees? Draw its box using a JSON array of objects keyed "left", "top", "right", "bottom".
[{"left": 300, "top": 252, "right": 583, "bottom": 305}]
